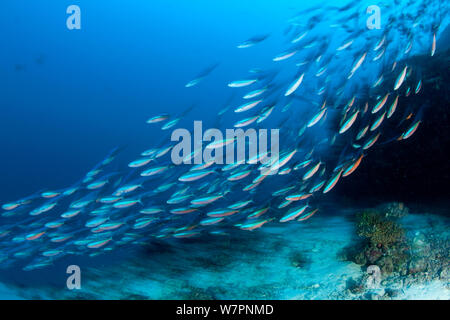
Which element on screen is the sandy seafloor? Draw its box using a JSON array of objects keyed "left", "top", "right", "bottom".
[{"left": 0, "top": 208, "right": 448, "bottom": 300}]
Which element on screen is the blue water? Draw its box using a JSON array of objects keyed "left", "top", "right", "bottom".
[
  {"left": 0, "top": 0, "right": 448, "bottom": 299},
  {"left": 0, "top": 0, "right": 291, "bottom": 199},
  {"left": 0, "top": 0, "right": 380, "bottom": 201}
]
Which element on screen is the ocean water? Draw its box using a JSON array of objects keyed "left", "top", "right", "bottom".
[{"left": 0, "top": 0, "right": 449, "bottom": 299}]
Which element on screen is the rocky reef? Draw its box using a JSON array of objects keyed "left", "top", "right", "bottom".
[
  {"left": 342, "top": 203, "right": 449, "bottom": 300},
  {"left": 349, "top": 203, "right": 409, "bottom": 274}
]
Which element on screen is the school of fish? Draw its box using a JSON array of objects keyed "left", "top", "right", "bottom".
[{"left": 1, "top": 0, "right": 448, "bottom": 271}]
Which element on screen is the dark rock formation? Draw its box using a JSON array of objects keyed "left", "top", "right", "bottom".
[{"left": 337, "top": 49, "right": 450, "bottom": 206}]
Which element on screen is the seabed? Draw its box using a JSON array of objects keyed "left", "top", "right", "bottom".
[{"left": 0, "top": 204, "right": 448, "bottom": 300}]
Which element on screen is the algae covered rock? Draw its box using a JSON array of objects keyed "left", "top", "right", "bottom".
[
  {"left": 408, "top": 258, "right": 428, "bottom": 274},
  {"left": 378, "top": 257, "right": 394, "bottom": 274},
  {"left": 289, "top": 251, "right": 310, "bottom": 269},
  {"left": 356, "top": 211, "right": 405, "bottom": 248},
  {"left": 411, "top": 233, "right": 431, "bottom": 256},
  {"left": 346, "top": 208, "right": 410, "bottom": 276}
]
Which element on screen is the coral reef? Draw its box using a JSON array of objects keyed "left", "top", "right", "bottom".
[
  {"left": 347, "top": 205, "right": 409, "bottom": 275},
  {"left": 343, "top": 205, "right": 449, "bottom": 299},
  {"left": 356, "top": 209, "right": 406, "bottom": 247}
]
